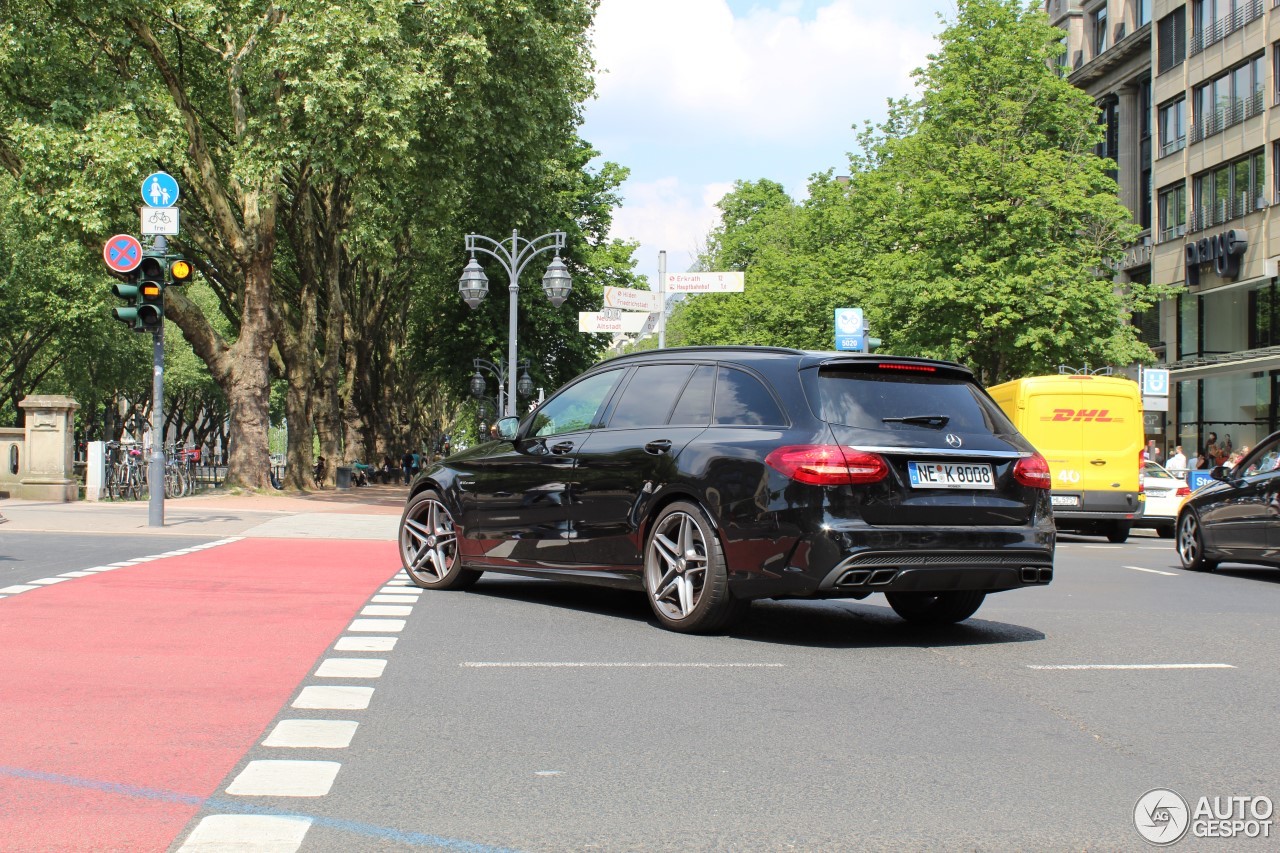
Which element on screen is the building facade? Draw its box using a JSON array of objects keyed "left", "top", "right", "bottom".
[{"left": 1050, "top": 0, "right": 1279, "bottom": 461}]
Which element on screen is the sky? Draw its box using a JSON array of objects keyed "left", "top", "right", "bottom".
[{"left": 579, "top": 0, "right": 958, "bottom": 288}]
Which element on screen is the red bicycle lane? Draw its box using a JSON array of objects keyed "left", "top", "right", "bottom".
[{"left": 0, "top": 538, "right": 399, "bottom": 853}]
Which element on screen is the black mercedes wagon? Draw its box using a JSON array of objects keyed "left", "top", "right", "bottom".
[{"left": 399, "top": 347, "right": 1055, "bottom": 633}]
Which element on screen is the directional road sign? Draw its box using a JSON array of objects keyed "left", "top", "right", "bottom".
[
  {"left": 603, "top": 286, "right": 661, "bottom": 312},
  {"left": 103, "top": 234, "right": 143, "bottom": 273},
  {"left": 141, "top": 206, "right": 180, "bottom": 236},
  {"left": 141, "top": 171, "right": 180, "bottom": 208},
  {"left": 578, "top": 311, "right": 652, "bottom": 334},
  {"left": 664, "top": 271, "right": 745, "bottom": 293}
]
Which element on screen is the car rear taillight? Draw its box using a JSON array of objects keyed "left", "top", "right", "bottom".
[
  {"left": 1138, "top": 449, "right": 1146, "bottom": 493},
  {"left": 1012, "top": 453, "right": 1052, "bottom": 489},
  {"left": 764, "top": 445, "right": 888, "bottom": 486},
  {"left": 1176, "top": 484, "right": 1191, "bottom": 497}
]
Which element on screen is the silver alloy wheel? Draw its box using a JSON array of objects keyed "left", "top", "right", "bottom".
[
  {"left": 1177, "top": 512, "right": 1201, "bottom": 568},
  {"left": 646, "top": 510, "right": 708, "bottom": 621},
  {"left": 401, "top": 497, "right": 459, "bottom": 584}
]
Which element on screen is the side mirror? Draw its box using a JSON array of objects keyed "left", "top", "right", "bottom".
[
  {"left": 1209, "top": 465, "right": 1230, "bottom": 482},
  {"left": 496, "top": 417, "right": 520, "bottom": 440}
]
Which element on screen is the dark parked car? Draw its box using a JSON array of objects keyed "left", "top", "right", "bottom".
[
  {"left": 1177, "top": 430, "right": 1280, "bottom": 572},
  {"left": 399, "top": 347, "right": 1055, "bottom": 633}
]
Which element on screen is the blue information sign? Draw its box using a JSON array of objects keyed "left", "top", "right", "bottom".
[
  {"left": 141, "top": 171, "right": 180, "bottom": 208},
  {"left": 835, "top": 308, "right": 865, "bottom": 352}
]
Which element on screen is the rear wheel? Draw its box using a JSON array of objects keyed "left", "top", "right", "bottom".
[
  {"left": 1177, "top": 510, "right": 1218, "bottom": 572},
  {"left": 644, "top": 501, "right": 746, "bottom": 633},
  {"left": 1106, "top": 522, "right": 1131, "bottom": 543},
  {"left": 885, "top": 590, "right": 986, "bottom": 625},
  {"left": 400, "top": 490, "right": 481, "bottom": 590}
]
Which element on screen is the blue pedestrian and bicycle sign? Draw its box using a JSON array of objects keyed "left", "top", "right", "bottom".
[
  {"left": 141, "top": 171, "right": 180, "bottom": 208},
  {"left": 835, "top": 307, "right": 865, "bottom": 351}
]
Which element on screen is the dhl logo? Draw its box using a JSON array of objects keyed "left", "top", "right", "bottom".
[{"left": 1041, "top": 408, "right": 1122, "bottom": 423}]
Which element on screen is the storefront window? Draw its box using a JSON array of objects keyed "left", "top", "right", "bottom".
[
  {"left": 1249, "top": 281, "right": 1279, "bottom": 349},
  {"left": 1201, "top": 288, "right": 1250, "bottom": 356},
  {"left": 1178, "top": 294, "right": 1200, "bottom": 358}
]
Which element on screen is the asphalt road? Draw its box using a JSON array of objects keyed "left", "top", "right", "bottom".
[
  {"left": 177, "top": 530, "right": 1280, "bottom": 852},
  {"left": 0, "top": 531, "right": 220, "bottom": 582}
]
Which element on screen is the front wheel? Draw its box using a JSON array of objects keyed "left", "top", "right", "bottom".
[
  {"left": 1157, "top": 523, "right": 1175, "bottom": 539},
  {"left": 400, "top": 490, "right": 481, "bottom": 590},
  {"left": 1177, "top": 510, "right": 1217, "bottom": 572},
  {"left": 643, "top": 501, "right": 746, "bottom": 633},
  {"left": 885, "top": 590, "right": 986, "bottom": 625}
]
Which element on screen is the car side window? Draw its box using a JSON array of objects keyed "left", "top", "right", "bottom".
[
  {"left": 1240, "top": 437, "right": 1280, "bottom": 477},
  {"left": 669, "top": 364, "right": 715, "bottom": 425},
  {"left": 608, "top": 364, "right": 695, "bottom": 429},
  {"left": 530, "top": 369, "right": 624, "bottom": 438},
  {"left": 713, "top": 366, "right": 785, "bottom": 426}
]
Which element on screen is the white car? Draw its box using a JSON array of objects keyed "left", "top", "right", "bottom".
[{"left": 1138, "top": 461, "right": 1190, "bottom": 538}]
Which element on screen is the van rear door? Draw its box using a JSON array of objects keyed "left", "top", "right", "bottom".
[
  {"left": 1024, "top": 383, "right": 1085, "bottom": 506},
  {"left": 1076, "top": 384, "right": 1142, "bottom": 494}
]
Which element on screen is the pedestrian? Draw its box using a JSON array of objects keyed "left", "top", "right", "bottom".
[
  {"left": 1204, "top": 432, "right": 1220, "bottom": 466},
  {"left": 401, "top": 449, "right": 413, "bottom": 485},
  {"left": 411, "top": 450, "right": 421, "bottom": 476},
  {"left": 1167, "top": 445, "right": 1187, "bottom": 472}
]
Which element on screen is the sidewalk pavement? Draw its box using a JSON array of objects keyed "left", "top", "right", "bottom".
[{"left": 0, "top": 483, "right": 407, "bottom": 540}]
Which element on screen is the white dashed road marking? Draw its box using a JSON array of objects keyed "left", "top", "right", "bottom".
[
  {"left": 0, "top": 539, "right": 243, "bottom": 600},
  {"left": 176, "top": 814, "right": 312, "bottom": 852},
  {"left": 263, "top": 720, "right": 359, "bottom": 749},
  {"left": 348, "top": 618, "right": 405, "bottom": 632},
  {"left": 226, "top": 760, "right": 341, "bottom": 797},
  {"left": 371, "top": 594, "right": 419, "bottom": 604},
  {"left": 292, "top": 685, "right": 376, "bottom": 710},
  {"left": 334, "top": 636, "right": 397, "bottom": 652},
  {"left": 360, "top": 604, "right": 413, "bottom": 616},
  {"left": 315, "top": 658, "right": 387, "bottom": 678},
  {"left": 1124, "top": 565, "right": 1179, "bottom": 576},
  {"left": 0, "top": 585, "right": 38, "bottom": 594}
]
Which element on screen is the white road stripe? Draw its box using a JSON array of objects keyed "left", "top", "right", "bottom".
[
  {"left": 315, "top": 658, "right": 386, "bottom": 679},
  {"left": 28, "top": 577, "right": 72, "bottom": 585},
  {"left": 360, "top": 605, "right": 413, "bottom": 617},
  {"left": 379, "top": 586, "right": 421, "bottom": 595},
  {"left": 1027, "top": 664, "right": 1236, "bottom": 670},
  {"left": 0, "top": 585, "right": 37, "bottom": 594},
  {"left": 58, "top": 571, "right": 98, "bottom": 578},
  {"left": 1123, "top": 565, "right": 1179, "bottom": 576},
  {"left": 263, "top": 720, "right": 359, "bottom": 749},
  {"left": 177, "top": 814, "right": 312, "bottom": 852},
  {"left": 292, "top": 686, "right": 375, "bottom": 710},
  {"left": 462, "top": 662, "right": 786, "bottom": 668},
  {"left": 348, "top": 618, "right": 405, "bottom": 633},
  {"left": 370, "top": 594, "right": 420, "bottom": 604},
  {"left": 335, "top": 636, "right": 397, "bottom": 652},
  {"left": 226, "top": 760, "right": 341, "bottom": 797}
]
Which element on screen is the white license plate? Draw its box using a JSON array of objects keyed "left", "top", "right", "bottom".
[
  {"left": 907, "top": 461, "right": 994, "bottom": 489},
  {"left": 1051, "top": 495, "right": 1080, "bottom": 507}
]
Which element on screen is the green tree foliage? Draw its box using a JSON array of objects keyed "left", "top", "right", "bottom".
[{"left": 671, "top": 0, "right": 1171, "bottom": 384}]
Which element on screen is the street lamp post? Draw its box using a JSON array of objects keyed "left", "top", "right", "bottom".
[
  {"left": 470, "top": 357, "right": 533, "bottom": 424},
  {"left": 458, "top": 230, "right": 571, "bottom": 418}
]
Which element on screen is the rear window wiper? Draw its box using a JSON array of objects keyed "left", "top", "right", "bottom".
[{"left": 882, "top": 414, "right": 950, "bottom": 428}]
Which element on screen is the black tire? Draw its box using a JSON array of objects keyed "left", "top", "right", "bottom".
[
  {"left": 885, "top": 590, "right": 986, "bottom": 625},
  {"left": 1106, "top": 522, "right": 1131, "bottom": 544},
  {"left": 1157, "top": 523, "right": 1175, "bottom": 539},
  {"left": 1176, "top": 510, "right": 1218, "bottom": 572},
  {"left": 399, "top": 489, "right": 481, "bottom": 590},
  {"left": 643, "top": 501, "right": 746, "bottom": 633}
]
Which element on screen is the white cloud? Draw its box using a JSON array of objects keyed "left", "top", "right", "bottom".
[{"left": 610, "top": 178, "right": 735, "bottom": 280}]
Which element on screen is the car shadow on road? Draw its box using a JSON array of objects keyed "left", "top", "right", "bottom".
[
  {"left": 468, "top": 578, "right": 1045, "bottom": 649},
  {"left": 1213, "top": 566, "right": 1280, "bottom": 585}
]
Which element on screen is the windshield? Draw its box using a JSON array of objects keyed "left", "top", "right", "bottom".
[{"left": 809, "top": 366, "right": 1016, "bottom": 436}]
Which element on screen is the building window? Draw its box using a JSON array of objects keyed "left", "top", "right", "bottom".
[
  {"left": 1097, "top": 98, "right": 1119, "bottom": 179},
  {"left": 1140, "top": 79, "right": 1152, "bottom": 229},
  {"left": 1159, "top": 182, "right": 1187, "bottom": 241},
  {"left": 1139, "top": 0, "right": 1152, "bottom": 27},
  {"left": 1158, "top": 7, "right": 1186, "bottom": 72},
  {"left": 1191, "top": 0, "right": 1265, "bottom": 56},
  {"left": 1092, "top": 5, "right": 1109, "bottom": 56},
  {"left": 1159, "top": 97, "right": 1186, "bottom": 157},
  {"left": 1190, "top": 149, "right": 1266, "bottom": 230},
  {"left": 1191, "top": 54, "right": 1265, "bottom": 142}
]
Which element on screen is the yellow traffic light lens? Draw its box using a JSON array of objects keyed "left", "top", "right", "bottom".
[{"left": 171, "top": 260, "right": 191, "bottom": 282}]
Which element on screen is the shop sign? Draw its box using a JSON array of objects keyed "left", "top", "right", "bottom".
[{"left": 1184, "top": 228, "right": 1247, "bottom": 285}]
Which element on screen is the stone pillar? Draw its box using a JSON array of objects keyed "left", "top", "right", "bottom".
[
  {"left": 1117, "top": 85, "right": 1141, "bottom": 220},
  {"left": 18, "top": 395, "right": 80, "bottom": 502}
]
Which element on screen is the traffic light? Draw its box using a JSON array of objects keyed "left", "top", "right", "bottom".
[
  {"left": 135, "top": 256, "right": 165, "bottom": 332},
  {"left": 111, "top": 273, "right": 141, "bottom": 329},
  {"left": 169, "top": 257, "right": 192, "bottom": 285}
]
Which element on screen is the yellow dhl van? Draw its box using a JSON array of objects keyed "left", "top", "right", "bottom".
[{"left": 987, "top": 374, "right": 1144, "bottom": 542}]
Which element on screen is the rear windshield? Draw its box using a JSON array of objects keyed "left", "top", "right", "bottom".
[{"left": 811, "top": 367, "right": 1016, "bottom": 436}]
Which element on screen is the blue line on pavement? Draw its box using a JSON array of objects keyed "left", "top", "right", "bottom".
[{"left": 0, "top": 764, "right": 520, "bottom": 852}]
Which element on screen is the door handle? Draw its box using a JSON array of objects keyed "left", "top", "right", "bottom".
[
  {"left": 1090, "top": 459, "right": 1106, "bottom": 466},
  {"left": 644, "top": 439, "right": 673, "bottom": 455},
  {"left": 550, "top": 440, "right": 575, "bottom": 455}
]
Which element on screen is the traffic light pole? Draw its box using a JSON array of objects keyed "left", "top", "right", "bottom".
[{"left": 147, "top": 236, "right": 167, "bottom": 527}]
